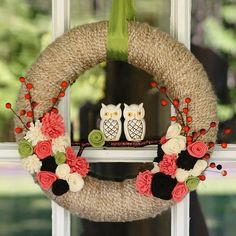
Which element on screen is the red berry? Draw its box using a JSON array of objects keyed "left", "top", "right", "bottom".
[
  {"left": 160, "top": 87, "right": 167, "bottom": 93},
  {"left": 161, "top": 99, "right": 168, "bottom": 106},
  {"left": 150, "top": 81, "right": 157, "bottom": 88},
  {"left": 51, "top": 97, "right": 57, "bottom": 104},
  {"left": 184, "top": 125, "right": 190, "bottom": 132},
  {"left": 187, "top": 141, "right": 193, "bottom": 145},
  {"left": 5, "top": 103, "right": 12, "bottom": 109},
  {"left": 200, "top": 129, "right": 206, "bottom": 135},
  {"left": 185, "top": 97, "right": 191, "bottom": 104},
  {"left": 208, "top": 142, "right": 215, "bottom": 148},
  {"left": 183, "top": 108, "right": 189, "bottom": 114},
  {"left": 199, "top": 175, "right": 206, "bottom": 181},
  {"left": 26, "top": 122, "right": 31, "bottom": 128},
  {"left": 59, "top": 91, "right": 65, "bottom": 97},
  {"left": 192, "top": 131, "right": 198, "bottom": 138},
  {"left": 19, "top": 77, "right": 25, "bottom": 83},
  {"left": 224, "top": 128, "right": 231, "bottom": 134},
  {"left": 27, "top": 111, "right": 33, "bottom": 117},
  {"left": 20, "top": 109, "right": 26, "bottom": 116},
  {"left": 15, "top": 127, "right": 23, "bottom": 134},
  {"left": 221, "top": 170, "right": 227, "bottom": 176},
  {"left": 170, "top": 116, "right": 177, "bottom": 121},
  {"left": 203, "top": 153, "right": 210, "bottom": 160},
  {"left": 52, "top": 108, "right": 58, "bottom": 113},
  {"left": 31, "top": 102, "right": 37, "bottom": 108},
  {"left": 24, "top": 93, "right": 31, "bottom": 99},
  {"left": 187, "top": 116, "right": 192, "bottom": 123},
  {"left": 210, "top": 162, "right": 216, "bottom": 168},
  {"left": 221, "top": 143, "right": 227, "bottom": 149},
  {"left": 173, "top": 99, "right": 179, "bottom": 107},
  {"left": 210, "top": 122, "right": 216, "bottom": 128},
  {"left": 61, "top": 81, "right": 69, "bottom": 88},
  {"left": 26, "top": 83, "right": 33, "bottom": 89},
  {"left": 186, "top": 136, "right": 193, "bottom": 142}
]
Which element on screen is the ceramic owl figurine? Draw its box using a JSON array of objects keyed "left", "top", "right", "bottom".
[
  {"left": 100, "top": 103, "right": 122, "bottom": 141},
  {"left": 123, "top": 103, "right": 146, "bottom": 141}
]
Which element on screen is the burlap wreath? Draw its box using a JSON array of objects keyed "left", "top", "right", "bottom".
[{"left": 15, "top": 21, "right": 217, "bottom": 222}]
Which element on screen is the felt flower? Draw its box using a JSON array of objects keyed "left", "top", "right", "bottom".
[
  {"left": 172, "top": 182, "right": 188, "bottom": 202},
  {"left": 175, "top": 168, "right": 190, "bottom": 182},
  {"left": 25, "top": 120, "right": 47, "bottom": 146},
  {"left": 34, "top": 140, "right": 52, "bottom": 160},
  {"left": 54, "top": 152, "right": 66, "bottom": 165},
  {"left": 21, "top": 154, "right": 42, "bottom": 174},
  {"left": 18, "top": 139, "right": 34, "bottom": 158},
  {"left": 52, "top": 179, "right": 69, "bottom": 196},
  {"left": 151, "top": 162, "right": 160, "bottom": 174},
  {"left": 67, "top": 173, "right": 84, "bottom": 192},
  {"left": 190, "top": 160, "right": 208, "bottom": 177},
  {"left": 159, "top": 154, "right": 177, "bottom": 176},
  {"left": 42, "top": 112, "right": 65, "bottom": 139},
  {"left": 88, "top": 129, "right": 105, "bottom": 148},
  {"left": 160, "top": 136, "right": 168, "bottom": 144},
  {"left": 185, "top": 177, "right": 200, "bottom": 191},
  {"left": 166, "top": 123, "right": 182, "bottom": 139},
  {"left": 187, "top": 141, "right": 208, "bottom": 158},
  {"left": 69, "top": 157, "right": 89, "bottom": 177},
  {"left": 136, "top": 170, "right": 153, "bottom": 196},
  {"left": 65, "top": 147, "right": 76, "bottom": 163},
  {"left": 37, "top": 171, "right": 57, "bottom": 190},
  {"left": 55, "top": 164, "right": 71, "bottom": 179},
  {"left": 52, "top": 135, "right": 70, "bottom": 154},
  {"left": 161, "top": 135, "right": 186, "bottom": 155}
]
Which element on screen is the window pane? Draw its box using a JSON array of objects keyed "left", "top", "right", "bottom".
[
  {"left": 71, "top": 1, "right": 171, "bottom": 235},
  {"left": 0, "top": 161, "right": 51, "bottom": 236},
  {"left": 191, "top": 0, "right": 236, "bottom": 143},
  {"left": 190, "top": 175, "right": 236, "bottom": 236},
  {"left": 0, "top": 0, "right": 51, "bottom": 142}
]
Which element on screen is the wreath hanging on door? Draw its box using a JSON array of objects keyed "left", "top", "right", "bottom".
[{"left": 8, "top": 0, "right": 225, "bottom": 222}]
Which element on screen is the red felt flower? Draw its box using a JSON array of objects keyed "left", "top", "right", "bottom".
[
  {"left": 37, "top": 171, "right": 57, "bottom": 190},
  {"left": 34, "top": 140, "right": 52, "bottom": 159},
  {"left": 159, "top": 154, "right": 177, "bottom": 176},
  {"left": 135, "top": 170, "right": 153, "bottom": 196},
  {"left": 65, "top": 147, "right": 76, "bottom": 164},
  {"left": 172, "top": 182, "right": 188, "bottom": 202},
  {"left": 41, "top": 112, "right": 65, "bottom": 139},
  {"left": 69, "top": 157, "right": 89, "bottom": 177},
  {"left": 187, "top": 141, "right": 208, "bottom": 158}
]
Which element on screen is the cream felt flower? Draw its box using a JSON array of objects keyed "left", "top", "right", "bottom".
[
  {"left": 67, "top": 173, "right": 84, "bottom": 192},
  {"left": 175, "top": 168, "right": 190, "bottom": 182},
  {"left": 25, "top": 120, "right": 47, "bottom": 146},
  {"left": 52, "top": 135, "right": 71, "bottom": 154},
  {"left": 166, "top": 123, "right": 182, "bottom": 139},
  {"left": 190, "top": 160, "right": 208, "bottom": 177},
  {"left": 55, "top": 164, "right": 70, "bottom": 179},
  {"left": 22, "top": 154, "right": 42, "bottom": 174},
  {"left": 161, "top": 135, "right": 186, "bottom": 155}
]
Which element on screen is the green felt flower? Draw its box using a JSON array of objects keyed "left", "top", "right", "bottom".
[
  {"left": 185, "top": 176, "right": 200, "bottom": 191},
  {"left": 54, "top": 152, "right": 66, "bottom": 165},
  {"left": 18, "top": 139, "right": 34, "bottom": 158},
  {"left": 88, "top": 129, "right": 105, "bottom": 148}
]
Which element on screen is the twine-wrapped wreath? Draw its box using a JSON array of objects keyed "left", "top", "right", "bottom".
[{"left": 15, "top": 21, "right": 217, "bottom": 222}]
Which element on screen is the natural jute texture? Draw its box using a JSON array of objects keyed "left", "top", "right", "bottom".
[{"left": 15, "top": 21, "right": 217, "bottom": 222}]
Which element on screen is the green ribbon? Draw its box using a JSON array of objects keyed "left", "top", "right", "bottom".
[{"left": 107, "top": 0, "right": 135, "bottom": 61}]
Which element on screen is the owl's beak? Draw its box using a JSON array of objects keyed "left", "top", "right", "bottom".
[{"left": 109, "top": 114, "right": 113, "bottom": 118}]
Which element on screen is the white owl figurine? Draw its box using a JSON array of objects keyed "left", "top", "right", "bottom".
[
  {"left": 100, "top": 103, "right": 122, "bottom": 141},
  {"left": 123, "top": 103, "right": 146, "bottom": 141}
]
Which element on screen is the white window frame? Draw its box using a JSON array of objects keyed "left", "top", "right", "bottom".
[{"left": 0, "top": 0, "right": 236, "bottom": 236}]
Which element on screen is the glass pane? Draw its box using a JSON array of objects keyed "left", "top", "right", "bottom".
[
  {"left": 0, "top": 161, "right": 51, "bottom": 236},
  {"left": 191, "top": 0, "right": 236, "bottom": 143},
  {"left": 71, "top": 1, "right": 171, "bottom": 235},
  {"left": 191, "top": 173, "right": 236, "bottom": 236},
  {"left": 0, "top": 0, "right": 51, "bottom": 142}
]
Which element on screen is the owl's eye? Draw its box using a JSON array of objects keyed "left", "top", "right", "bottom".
[
  {"left": 137, "top": 112, "right": 141, "bottom": 116},
  {"left": 105, "top": 112, "right": 108, "bottom": 116},
  {"left": 128, "top": 112, "right": 132, "bottom": 117},
  {"left": 114, "top": 112, "right": 118, "bottom": 116}
]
